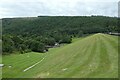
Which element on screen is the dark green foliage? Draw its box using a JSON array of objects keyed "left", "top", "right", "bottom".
[
  {"left": 59, "top": 35, "right": 72, "bottom": 43},
  {"left": 18, "top": 44, "right": 27, "bottom": 54},
  {"left": 2, "top": 16, "right": 118, "bottom": 35},
  {"left": 2, "top": 35, "right": 14, "bottom": 53},
  {"left": 2, "top": 16, "right": 118, "bottom": 54},
  {"left": 29, "top": 40, "right": 46, "bottom": 52},
  {"left": 42, "top": 37, "right": 56, "bottom": 46},
  {"left": 51, "top": 33, "right": 63, "bottom": 42},
  {"left": 11, "top": 36, "right": 23, "bottom": 49}
]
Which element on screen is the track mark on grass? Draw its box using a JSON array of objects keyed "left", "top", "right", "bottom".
[{"left": 23, "top": 56, "right": 46, "bottom": 72}]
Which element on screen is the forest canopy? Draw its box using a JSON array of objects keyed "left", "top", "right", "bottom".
[{"left": 2, "top": 16, "right": 118, "bottom": 54}]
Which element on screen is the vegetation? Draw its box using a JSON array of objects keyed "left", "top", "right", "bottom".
[
  {"left": 2, "top": 34, "right": 118, "bottom": 78},
  {"left": 2, "top": 16, "right": 118, "bottom": 54}
]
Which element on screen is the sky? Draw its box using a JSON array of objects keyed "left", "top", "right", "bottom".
[{"left": 0, "top": 0, "right": 119, "bottom": 18}]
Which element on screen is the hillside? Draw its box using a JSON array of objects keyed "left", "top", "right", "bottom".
[
  {"left": 0, "top": 19, "right": 2, "bottom": 39},
  {"left": 2, "top": 16, "right": 118, "bottom": 35},
  {"left": 2, "top": 16, "right": 118, "bottom": 54},
  {"left": 2, "top": 33, "right": 118, "bottom": 78}
]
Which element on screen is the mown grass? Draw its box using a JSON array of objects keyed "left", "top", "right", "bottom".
[{"left": 2, "top": 33, "right": 118, "bottom": 78}]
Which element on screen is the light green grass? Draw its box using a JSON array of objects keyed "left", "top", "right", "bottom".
[{"left": 2, "top": 33, "right": 118, "bottom": 78}]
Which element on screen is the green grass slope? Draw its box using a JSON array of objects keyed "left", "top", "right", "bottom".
[{"left": 2, "top": 33, "right": 118, "bottom": 78}]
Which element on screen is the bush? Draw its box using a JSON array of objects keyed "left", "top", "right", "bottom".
[
  {"left": 43, "top": 37, "right": 55, "bottom": 46},
  {"left": 29, "top": 40, "right": 46, "bottom": 52},
  {"left": 60, "top": 35, "right": 72, "bottom": 44},
  {"left": 2, "top": 35, "right": 14, "bottom": 53}
]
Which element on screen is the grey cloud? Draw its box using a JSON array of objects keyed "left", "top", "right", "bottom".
[
  {"left": 0, "top": 1, "right": 118, "bottom": 18},
  {"left": 74, "top": 2, "right": 118, "bottom": 16}
]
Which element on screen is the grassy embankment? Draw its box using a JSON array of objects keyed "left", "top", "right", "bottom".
[{"left": 2, "top": 33, "right": 118, "bottom": 78}]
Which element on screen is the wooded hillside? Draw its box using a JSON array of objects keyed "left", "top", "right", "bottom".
[{"left": 2, "top": 16, "right": 118, "bottom": 54}]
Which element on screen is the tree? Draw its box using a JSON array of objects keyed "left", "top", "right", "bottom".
[
  {"left": 60, "top": 35, "right": 72, "bottom": 44},
  {"left": 11, "top": 36, "right": 23, "bottom": 49},
  {"left": 2, "top": 16, "right": 118, "bottom": 55},
  {"left": 78, "top": 30, "right": 83, "bottom": 37},
  {"left": 42, "top": 37, "right": 55, "bottom": 46},
  {"left": 29, "top": 40, "right": 46, "bottom": 52},
  {"left": 18, "top": 44, "right": 27, "bottom": 54},
  {"left": 2, "top": 35, "right": 14, "bottom": 54}
]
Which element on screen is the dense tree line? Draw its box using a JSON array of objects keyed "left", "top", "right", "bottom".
[
  {"left": 2, "top": 16, "right": 118, "bottom": 54},
  {"left": 2, "top": 34, "right": 72, "bottom": 54}
]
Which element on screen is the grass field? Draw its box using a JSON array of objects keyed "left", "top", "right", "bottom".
[{"left": 2, "top": 33, "right": 118, "bottom": 78}]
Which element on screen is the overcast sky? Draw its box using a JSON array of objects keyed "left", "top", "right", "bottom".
[{"left": 0, "top": 0, "right": 119, "bottom": 18}]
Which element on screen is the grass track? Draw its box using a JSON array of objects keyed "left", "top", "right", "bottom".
[{"left": 2, "top": 33, "right": 118, "bottom": 78}]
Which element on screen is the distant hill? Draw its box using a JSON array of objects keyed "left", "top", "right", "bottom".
[
  {"left": 2, "top": 16, "right": 118, "bottom": 36},
  {"left": 2, "top": 16, "right": 118, "bottom": 54},
  {"left": 0, "top": 19, "right": 2, "bottom": 39}
]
